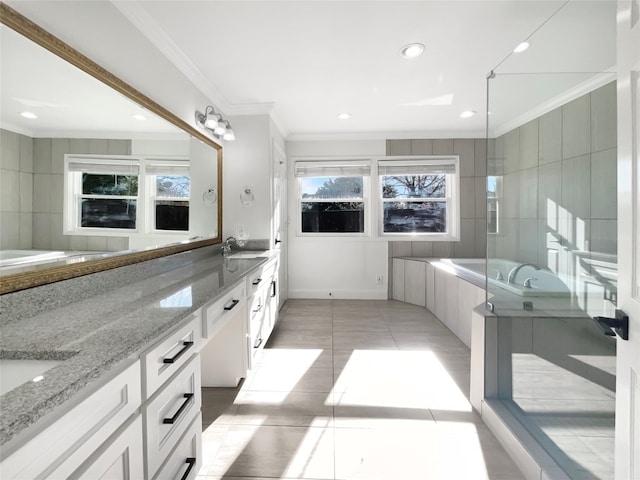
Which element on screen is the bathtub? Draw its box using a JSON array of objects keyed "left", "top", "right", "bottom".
[
  {"left": 434, "top": 258, "right": 571, "bottom": 297},
  {"left": 0, "top": 250, "right": 106, "bottom": 273}
]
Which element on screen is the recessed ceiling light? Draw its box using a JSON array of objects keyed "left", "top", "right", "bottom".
[
  {"left": 20, "top": 111, "right": 37, "bottom": 119},
  {"left": 337, "top": 113, "right": 351, "bottom": 120},
  {"left": 132, "top": 113, "right": 147, "bottom": 121},
  {"left": 400, "top": 43, "right": 425, "bottom": 59},
  {"left": 460, "top": 110, "right": 476, "bottom": 118},
  {"left": 513, "top": 42, "right": 530, "bottom": 53}
]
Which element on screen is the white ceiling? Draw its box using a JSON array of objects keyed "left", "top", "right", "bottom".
[
  {"left": 115, "top": 0, "right": 616, "bottom": 139},
  {"left": 1, "top": 1, "right": 617, "bottom": 141}
]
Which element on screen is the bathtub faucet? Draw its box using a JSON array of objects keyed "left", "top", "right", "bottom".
[{"left": 507, "top": 263, "right": 540, "bottom": 284}]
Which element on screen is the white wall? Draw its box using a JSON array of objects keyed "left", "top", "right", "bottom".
[
  {"left": 286, "top": 139, "right": 389, "bottom": 299},
  {"left": 222, "top": 115, "right": 272, "bottom": 241}
]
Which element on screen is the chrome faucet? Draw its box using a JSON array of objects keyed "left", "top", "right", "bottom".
[
  {"left": 523, "top": 277, "right": 538, "bottom": 288},
  {"left": 222, "top": 236, "right": 237, "bottom": 256},
  {"left": 489, "top": 268, "right": 504, "bottom": 281},
  {"left": 507, "top": 263, "right": 540, "bottom": 284}
]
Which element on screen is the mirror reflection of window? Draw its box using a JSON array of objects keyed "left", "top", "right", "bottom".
[{"left": 153, "top": 175, "right": 190, "bottom": 231}]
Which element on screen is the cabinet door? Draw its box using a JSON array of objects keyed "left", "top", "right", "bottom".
[
  {"left": 392, "top": 259, "right": 405, "bottom": 301},
  {"left": 425, "top": 263, "right": 435, "bottom": 313},
  {"left": 404, "top": 260, "right": 426, "bottom": 307},
  {"left": 68, "top": 414, "right": 144, "bottom": 480},
  {"left": 434, "top": 268, "right": 448, "bottom": 322},
  {"left": 1, "top": 361, "right": 141, "bottom": 480},
  {"left": 445, "top": 274, "right": 459, "bottom": 334}
]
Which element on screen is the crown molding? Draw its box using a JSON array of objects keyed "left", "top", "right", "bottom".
[
  {"left": 112, "top": 0, "right": 231, "bottom": 113},
  {"left": 286, "top": 129, "right": 486, "bottom": 142},
  {"left": 489, "top": 69, "right": 616, "bottom": 138}
]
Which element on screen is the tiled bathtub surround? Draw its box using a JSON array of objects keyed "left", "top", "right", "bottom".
[
  {"left": 0, "top": 245, "right": 269, "bottom": 447},
  {"left": 0, "top": 129, "right": 130, "bottom": 252},
  {"left": 488, "top": 81, "right": 617, "bottom": 319}
]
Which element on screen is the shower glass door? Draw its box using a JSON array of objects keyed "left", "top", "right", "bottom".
[{"left": 485, "top": 2, "right": 617, "bottom": 478}]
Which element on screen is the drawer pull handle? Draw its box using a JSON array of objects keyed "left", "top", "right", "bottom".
[
  {"left": 254, "top": 338, "right": 263, "bottom": 349},
  {"left": 163, "top": 393, "right": 194, "bottom": 424},
  {"left": 223, "top": 299, "right": 240, "bottom": 311},
  {"left": 271, "top": 279, "right": 277, "bottom": 298},
  {"left": 163, "top": 341, "right": 194, "bottom": 364},
  {"left": 180, "top": 457, "right": 196, "bottom": 480},
  {"left": 252, "top": 278, "right": 262, "bottom": 286},
  {"left": 253, "top": 303, "right": 262, "bottom": 313}
]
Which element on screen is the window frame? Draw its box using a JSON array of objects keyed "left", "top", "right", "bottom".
[
  {"left": 376, "top": 156, "right": 460, "bottom": 241},
  {"left": 64, "top": 154, "right": 190, "bottom": 237},
  {"left": 295, "top": 160, "right": 371, "bottom": 237},
  {"left": 145, "top": 161, "right": 191, "bottom": 233}
]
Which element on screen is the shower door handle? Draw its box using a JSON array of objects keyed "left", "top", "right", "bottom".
[{"left": 592, "top": 309, "right": 629, "bottom": 340}]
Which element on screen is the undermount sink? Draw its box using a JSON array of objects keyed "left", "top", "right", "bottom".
[
  {"left": 226, "top": 251, "right": 268, "bottom": 259},
  {"left": 0, "top": 359, "right": 62, "bottom": 395}
]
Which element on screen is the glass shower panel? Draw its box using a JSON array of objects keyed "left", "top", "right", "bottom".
[{"left": 485, "top": 2, "right": 617, "bottom": 475}]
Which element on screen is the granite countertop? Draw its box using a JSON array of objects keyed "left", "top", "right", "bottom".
[{"left": 0, "top": 246, "right": 274, "bottom": 448}]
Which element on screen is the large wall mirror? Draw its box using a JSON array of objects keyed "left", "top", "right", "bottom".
[{"left": 0, "top": 4, "right": 223, "bottom": 294}]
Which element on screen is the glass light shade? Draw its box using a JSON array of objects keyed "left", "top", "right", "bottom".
[
  {"left": 204, "top": 112, "right": 219, "bottom": 129},
  {"left": 213, "top": 122, "right": 226, "bottom": 136},
  {"left": 222, "top": 127, "right": 235, "bottom": 141}
]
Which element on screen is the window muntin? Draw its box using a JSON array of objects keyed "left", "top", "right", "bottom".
[
  {"left": 295, "top": 161, "right": 371, "bottom": 236},
  {"left": 378, "top": 158, "right": 459, "bottom": 238}
]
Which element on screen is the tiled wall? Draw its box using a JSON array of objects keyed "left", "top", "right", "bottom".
[
  {"left": 0, "top": 129, "right": 34, "bottom": 249},
  {"left": 0, "top": 129, "right": 131, "bottom": 252},
  {"left": 488, "top": 81, "right": 617, "bottom": 317},
  {"left": 385, "top": 138, "right": 488, "bottom": 260}
]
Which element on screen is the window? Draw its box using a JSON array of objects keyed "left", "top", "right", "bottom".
[
  {"left": 295, "top": 161, "right": 371, "bottom": 234},
  {"left": 146, "top": 163, "right": 190, "bottom": 231},
  {"left": 64, "top": 156, "right": 190, "bottom": 235},
  {"left": 66, "top": 159, "right": 140, "bottom": 232},
  {"left": 378, "top": 158, "right": 459, "bottom": 239}
]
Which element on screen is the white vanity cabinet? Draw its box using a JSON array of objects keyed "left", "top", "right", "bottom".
[
  {"left": 199, "top": 280, "right": 248, "bottom": 387},
  {"left": 246, "top": 257, "right": 278, "bottom": 370},
  {"left": 0, "top": 361, "right": 142, "bottom": 480},
  {"left": 140, "top": 310, "right": 204, "bottom": 480}
]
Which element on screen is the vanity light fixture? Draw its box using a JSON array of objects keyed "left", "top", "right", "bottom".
[
  {"left": 460, "top": 110, "right": 476, "bottom": 119},
  {"left": 513, "top": 41, "right": 530, "bottom": 53},
  {"left": 195, "top": 105, "right": 235, "bottom": 141},
  {"left": 20, "top": 111, "right": 37, "bottom": 119},
  {"left": 400, "top": 43, "right": 425, "bottom": 59}
]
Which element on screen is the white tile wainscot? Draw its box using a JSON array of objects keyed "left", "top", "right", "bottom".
[{"left": 392, "top": 258, "right": 485, "bottom": 348}]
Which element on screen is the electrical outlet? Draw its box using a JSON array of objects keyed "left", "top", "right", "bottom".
[{"left": 376, "top": 274, "right": 383, "bottom": 285}]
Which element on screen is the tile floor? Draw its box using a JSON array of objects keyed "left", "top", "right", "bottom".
[{"left": 197, "top": 299, "right": 525, "bottom": 480}]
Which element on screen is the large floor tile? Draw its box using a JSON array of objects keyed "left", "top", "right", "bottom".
[{"left": 204, "top": 425, "right": 335, "bottom": 479}]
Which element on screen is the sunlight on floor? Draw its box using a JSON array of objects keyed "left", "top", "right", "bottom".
[{"left": 331, "top": 349, "right": 472, "bottom": 413}]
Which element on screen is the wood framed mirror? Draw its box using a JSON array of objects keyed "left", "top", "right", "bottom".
[{"left": 0, "top": 3, "right": 223, "bottom": 294}]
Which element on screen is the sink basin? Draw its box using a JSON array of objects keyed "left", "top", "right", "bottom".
[
  {"left": 0, "top": 359, "right": 62, "bottom": 395},
  {"left": 227, "top": 251, "right": 268, "bottom": 259}
]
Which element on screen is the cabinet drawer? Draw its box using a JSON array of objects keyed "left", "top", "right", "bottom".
[
  {"left": 144, "top": 354, "right": 201, "bottom": 479},
  {"left": 247, "top": 258, "right": 276, "bottom": 296},
  {"left": 153, "top": 412, "right": 202, "bottom": 480},
  {"left": 0, "top": 361, "right": 141, "bottom": 480},
  {"left": 203, "top": 281, "right": 245, "bottom": 339},
  {"left": 142, "top": 310, "right": 202, "bottom": 399}
]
